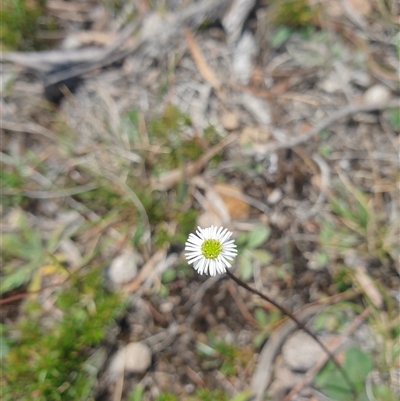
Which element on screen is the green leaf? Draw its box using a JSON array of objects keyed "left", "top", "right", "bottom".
[
  {"left": 196, "top": 341, "right": 216, "bottom": 357},
  {"left": 253, "top": 331, "right": 268, "bottom": 348},
  {"left": 344, "top": 346, "right": 373, "bottom": 386},
  {"left": 372, "top": 384, "right": 399, "bottom": 401},
  {"left": 235, "top": 232, "right": 249, "bottom": 247},
  {"left": 2, "top": 228, "right": 43, "bottom": 263},
  {"left": 313, "top": 314, "right": 328, "bottom": 332},
  {"left": 0, "top": 335, "right": 10, "bottom": 359},
  {"left": 271, "top": 26, "right": 293, "bottom": 48},
  {"left": 155, "top": 392, "right": 178, "bottom": 401},
  {"left": 161, "top": 268, "right": 176, "bottom": 284},
  {"left": 254, "top": 308, "right": 268, "bottom": 326},
  {"left": 319, "top": 144, "right": 331, "bottom": 157},
  {"left": 316, "top": 252, "right": 329, "bottom": 266},
  {"left": 247, "top": 226, "right": 271, "bottom": 249},
  {"left": 251, "top": 249, "right": 272, "bottom": 264},
  {"left": 0, "top": 263, "right": 35, "bottom": 294},
  {"left": 239, "top": 250, "right": 253, "bottom": 281},
  {"left": 389, "top": 108, "right": 400, "bottom": 130},
  {"left": 316, "top": 346, "right": 373, "bottom": 400},
  {"left": 229, "top": 391, "right": 252, "bottom": 401},
  {"left": 316, "top": 360, "right": 353, "bottom": 400},
  {"left": 128, "top": 385, "right": 144, "bottom": 401}
]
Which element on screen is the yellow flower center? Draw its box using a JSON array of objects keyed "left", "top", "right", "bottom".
[{"left": 201, "top": 239, "right": 222, "bottom": 259}]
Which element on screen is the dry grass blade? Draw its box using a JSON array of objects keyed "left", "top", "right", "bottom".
[
  {"left": 123, "top": 249, "right": 167, "bottom": 294},
  {"left": 184, "top": 27, "right": 222, "bottom": 92},
  {"left": 4, "top": 183, "right": 98, "bottom": 199},
  {"left": 1, "top": 120, "right": 58, "bottom": 141},
  {"left": 1, "top": 47, "right": 108, "bottom": 72},
  {"left": 101, "top": 171, "right": 151, "bottom": 255}
]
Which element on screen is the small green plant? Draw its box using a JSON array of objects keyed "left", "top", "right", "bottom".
[
  {"left": 322, "top": 180, "right": 396, "bottom": 264},
  {"left": 270, "top": 25, "right": 293, "bottom": 48},
  {"left": 146, "top": 104, "right": 202, "bottom": 175},
  {"left": 388, "top": 108, "right": 400, "bottom": 131},
  {"left": 75, "top": 184, "right": 123, "bottom": 215},
  {"left": 196, "top": 332, "right": 252, "bottom": 378},
  {"left": 1, "top": 268, "right": 125, "bottom": 401},
  {"left": 371, "top": 384, "right": 399, "bottom": 401},
  {"left": 196, "top": 335, "right": 236, "bottom": 376},
  {"left": 235, "top": 225, "right": 272, "bottom": 281},
  {"left": 267, "top": 0, "right": 319, "bottom": 28},
  {"left": 0, "top": 163, "right": 25, "bottom": 208},
  {"left": 195, "top": 389, "right": 229, "bottom": 401},
  {"left": 366, "top": 305, "right": 400, "bottom": 401},
  {"left": 0, "top": 0, "right": 56, "bottom": 50},
  {"left": 125, "top": 104, "right": 223, "bottom": 178},
  {"left": 155, "top": 391, "right": 179, "bottom": 401},
  {"left": 121, "top": 104, "right": 203, "bottom": 250},
  {"left": 0, "top": 210, "right": 67, "bottom": 295},
  {"left": 128, "top": 385, "right": 145, "bottom": 401},
  {"left": 252, "top": 308, "right": 282, "bottom": 347}
]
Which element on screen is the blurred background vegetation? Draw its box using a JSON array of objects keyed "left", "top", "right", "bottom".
[{"left": 1, "top": 1, "right": 399, "bottom": 400}]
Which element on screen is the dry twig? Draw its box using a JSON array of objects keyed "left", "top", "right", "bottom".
[{"left": 243, "top": 100, "right": 400, "bottom": 154}]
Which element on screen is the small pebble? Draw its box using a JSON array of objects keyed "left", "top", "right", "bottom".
[
  {"left": 363, "top": 84, "right": 391, "bottom": 105},
  {"left": 282, "top": 331, "right": 325, "bottom": 372},
  {"left": 159, "top": 301, "right": 174, "bottom": 314},
  {"left": 124, "top": 342, "right": 152, "bottom": 373},
  {"left": 184, "top": 384, "right": 195, "bottom": 394},
  {"left": 108, "top": 249, "right": 138, "bottom": 285},
  {"left": 221, "top": 112, "right": 240, "bottom": 131},
  {"left": 268, "top": 188, "right": 283, "bottom": 205}
]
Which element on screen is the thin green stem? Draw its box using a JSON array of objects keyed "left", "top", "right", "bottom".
[{"left": 225, "top": 269, "right": 357, "bottom": 398}]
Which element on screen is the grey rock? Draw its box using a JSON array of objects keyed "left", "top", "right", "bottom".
[
  {"left": 364, "top": 84, "right": 391, "bottom": 105},
  {"left": 108, "top": 249, "right": 139, "bottom": 285},
  {"left": 268, "top": 188, "right": 283, "bottom": 205},
  {"left": 282, "top": 331, "right": 325, "bottom": 372}
]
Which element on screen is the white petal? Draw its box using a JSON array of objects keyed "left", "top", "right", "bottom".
[{"left": 186, "top": 254, "right": 204, "bottom": 264}]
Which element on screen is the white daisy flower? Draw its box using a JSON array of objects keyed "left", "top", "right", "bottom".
[{"left": 185, "top": 226, "right": 237, "bottom": 276}]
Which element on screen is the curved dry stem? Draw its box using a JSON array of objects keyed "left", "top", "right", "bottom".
[{"left": 225, "top": 269, "right": 358, "bottom": 398}]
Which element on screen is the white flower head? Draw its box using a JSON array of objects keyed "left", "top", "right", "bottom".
[{"left": 185, "top": 226, "right": 237, "bottom": 276}]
